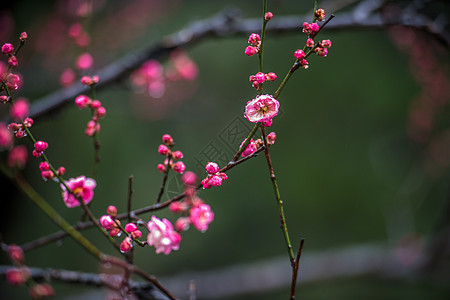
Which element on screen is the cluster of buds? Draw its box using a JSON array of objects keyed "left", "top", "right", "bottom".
[
  {"left": 5, "top": 243, "right": 54, "bottom": 298},
  {"left": 245, "top": 33, "right": 261, "bottom": 56},
  {"left": 201, "top": 162, "right": 228, "bottom": 189},
  {"left": 169, "top": 171, "right": 215, "bottom": 233},
  {"left": 100, "top": 205, "right": 122, "bottom": 237},
  {"left": 293, "top": 49, "right": 309, "bottom": 69},
  {"left": 314, "top": 39, "right": 332, "bottom": 57},
  {"left": 32, "top": 140, "right": 48, "bottom": 158},
  {"left": 2, "top": 42, "right": 17, "bottom": 68},
  {"left": 240, "top": 132, "right": 276, "bottom": 157},
  {"left": 0, "top": 34, "right": 26, "bottom": 93},
  {"left": 8, "top": 117, "right": 33, "bottom": 139},
  {"left": 74, "top": 93, "right": 106, "bottom": 136},
  {"left": 39, "top": 161, "right": 66, "bottom": 181},
  {"left": 157, "top": 134, "right": 186, "bottom": 174},
  {"left": 120, "top": 222, "right": 143, "bottom": 253},
  {"left": 130, "top": 50, "right": 198, "bottom": 98},
  {"left": 249, "top": 71, "right": 277, "bottom": 89},
  {"left": 80, "top": 75, "right": 99, "bottom": 86}
]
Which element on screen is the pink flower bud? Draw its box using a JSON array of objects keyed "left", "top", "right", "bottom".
[
  {"left": 7, "top": 145, "right": 28, "bottom": 168},
  {"left": 255, "top": 72, "right": 266, "bottom": 83},
  {"left": 294, "top": 49, "right": 305, "bottom": 60},
  {"left": 218, "top": 172, "right": 228, "bottom": 181},
  {"left": 75, "top": 95, "right": 91, "bottom": 109},
  {"left": 300, "top": 59, "right": 309, "bottom": 69},
  {"left": 172, "top": 150, "right": 183, "bottom": 159},
  {"left": 131, "top": 230, "right": 142, "bottom": 239},
  {"left": 8, "top": 56, "right": 18, "bottom": 67},
  {"left": 182, "top": 171, "right": 197, "bottom": 186},
  {"left": 120, "top": 237, "right": 133, "bottom": 252},
  {"left": 19, "top": 32, "right": 28, "bottom": 41},
  {"left": 57, "top": 166, "right": 66, "bottom": 176},
  {"left": 96, "top": 106, "right": 106, "bottom": 118},
  {"left": 23, "top": 117, "right": 33, "bottom": 127},
  {"left": 205, "top": 162, "right": 219, "bottom": 174},
  {"left": 306, "top": 38, "right": 315, "bottom": 48},
  {"left": 10, "top": 98, "right": 29, "bottom": 121},
  {"left": 172, "top": 161, "right": 186, "bottom": 174},
  {"left": 158, "top": 144, "right": 170, "bottom": 155},
  {"left": 68, "top": 23, "right": 82, "bottom": 38},
  {"left": 162, "top": 134, "right": 173, "bottom": 146},
  {"left": 15, "top": 131, "right": 25, "bottom": 139},
  {"left": 310, "top": 23, "right": 320, "bottom": 34},
  {"left": 125, "top": 223, "right": 138, "bottom": 233},
  {"left": 245, "top": 46, "right": 258, "bottom": 56},
  {"left": 267, "top": 132, "right": 276, "bottom": 145},
  {"left": 29, "top": 283, "right": 54, "bottom": 299},
  {"left": 6, "top": 268, "right": 29, "bottom": 286},
  {"left": 265, "top": 72, "right": 277, "bottom": 81},
  {"left": 208, "top": 175, "right": 223, "bottom": 187},
  {"left": 34, "top": 141, "right": 48, "bottom": 152},
  {"left": 264, "top": 12, "right": 273, "bottom": 21},
  {"left": 60, "top": 68, "right": 76, "bottom": 87},
  {"left": 89, "top": 100, "right": 101, "bottom": 109},
  {"left": 2, "top": 43, "right": 14, "bottom": 55},
  {"left": 107, "top": 205, "right": 117, "bottom": 217},
  {"left": 41, "top": 170, "right": 54, "bottom": 180},
  {"left": 314, "top": 47, "right": 328, "bottom": 57},
  {"left": 248, "top": 33, "right": 261, "bottom": 45},
  {"left": 201, "top": 177, "right": 211, "bottom": 189},
  {"left": 320, "top": 39, "right": 332, "bottom": 48},
  {"left": 315, "top": 8, "right": 325, "bottom": 22},
  {"left": 8, "top": 245, "right": 24, "bottom": 264},
  {"left": 76, "top": 52, "right": 93, "bottom": 70},
  {"left": 39, "top": 162, "right": 50, "bottom": 171},
  {"left": 175, "top": 217, "right": 191, "bottom": 232},
  {"left": 157, "top": 163, "right": 166, "bottom": 173},
  {"left": 80, "top": 76, "right": 92, "bottom": 85},
  {"left": 0, "top": 95, "right": 9, "bottom": 104},
  {"left": 100, "top": 215, "right": 114, "bottom": 230}
]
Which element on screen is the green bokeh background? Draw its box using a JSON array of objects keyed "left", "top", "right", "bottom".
[{"left": 1, "top": 0, "right": 449, "bottom": 299}]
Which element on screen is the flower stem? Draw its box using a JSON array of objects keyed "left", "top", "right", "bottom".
[{"left": 232, "top": 122, "right": 260, "bottom": 162}]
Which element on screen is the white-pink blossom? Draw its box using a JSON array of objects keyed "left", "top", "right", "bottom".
[
  {"left": 147, "top": 216, "right": 181, "bottom": 255},
  {"left": 244, "top": 94, "right": 280, "bottom": 124}
]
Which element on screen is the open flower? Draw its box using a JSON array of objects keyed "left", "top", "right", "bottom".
[
  {"left": 61, "top": 176, "right": 96, "bottom": 208},
  {"left": 244, "top": 94, "right": 280, "bottom": 124},
  {"left": 190, "top": 204, "right": 214, "bottom": 233},
  {"left": 147, "top": 216, "right": 181, "bottom": 255}
]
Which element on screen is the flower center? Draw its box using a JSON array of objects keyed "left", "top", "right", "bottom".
[{"left": 73, "top": 186, "right": 83, "bottom": 196}]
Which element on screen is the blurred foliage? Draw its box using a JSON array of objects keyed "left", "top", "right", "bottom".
[{"left": 0, "top": 0, "right": 449, "bottom": 299}]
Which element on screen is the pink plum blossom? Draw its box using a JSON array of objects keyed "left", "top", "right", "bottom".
[
  {"left": 205, "top": 162, "right": 219, "bottom": 174},
  {"left": 147, "top": 216, "right": 181, "bottom": 255},
  {"left": 241, "top": 138, "right": 258, "bottom": 157},
  {"left": 10, "top": 98, "right": 29, "bottom": 121},
  {"left": 190, "top": 204, "right": 214, "bottom": 232},
  {"left": 61, "top": 176, "right": 97, "bottom": 208},
  {"left": 0, "top": 123, "right": 13, "bottom": 149},
  {"left": 244, "top": 94, "right": 280, "bottom": 124}
]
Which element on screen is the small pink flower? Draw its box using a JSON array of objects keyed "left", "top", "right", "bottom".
[
  {"left": 61, "top": 176, "right": 97, "bottom": 208},
  {"left": 172, "top": 161, "right": 185, "bottom": 174},
  {"left": 294, "top": 49, "right": 305, "bottom": 60},
  {"left": 265, "top": 12, "right": 273, "bottom": 21},
  {"left": 255, "top": 72, "right": 266, "bottom": 83},
  {"left": 244, "top": 94, "right": 280, "bottom": 124},
  {"left": 306, "top": 38, "right": 315, "bottom": 48},
  {"left": 310, "top": 23, "right": 320, "bottom": 34},
  {"left": 182, "top": 171, "right": 197, "bottom": 186},
  {"left": 2, "top": 43, "right": 14, "bottom": 55},
  {"left": 76, "top": 52, "right": 93, "bottom": 70},
  {"left": 10, "top": 98, "right": 29, "bottom": 121},
  {"left": 245, "top": 46, "right": 258, "bottom": 56},
  {"left": 267, "top": 132, "right": 277, "bottom": 145},
  {"left": 147, "top": 216, "right": 181, "bottom": 255},
  {"left": 320, "top": 39, "right": 332, "bottom": 48},
  {"left": 190, "top": 204, "right": 214, "bottom": 233},
  {"left": 265, "top": 72, "right": 277, "bottom": 81},
  {"left": 8, "top": 56, "right": 18, "bottom": 67},
  {"left": 124, "top": 223, "right": 138, "bottom": 233},
  {"left": 205, "top": 162, "right": 219, "bottom": 174}
]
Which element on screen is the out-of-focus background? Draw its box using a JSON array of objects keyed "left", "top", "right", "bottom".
[{"left": 1, "top": 0, "right": 449, "bottom": 299}]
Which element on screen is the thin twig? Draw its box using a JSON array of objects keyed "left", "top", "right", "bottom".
[{"left": 289, "top": 238, "right": 305, "bottom": 300}]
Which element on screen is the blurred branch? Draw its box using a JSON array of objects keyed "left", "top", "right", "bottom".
[
  {"left": 20, "top": 0, "right": 448, "bottom": 122},
  {"left": 3, "top": 241, "right": 449, "bottom": 299}
]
